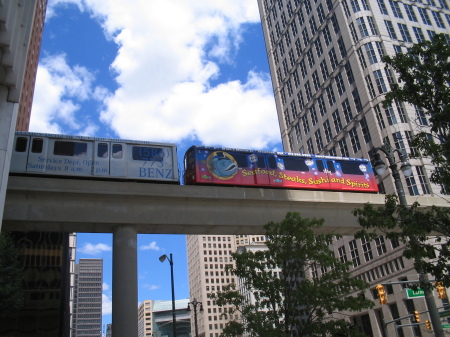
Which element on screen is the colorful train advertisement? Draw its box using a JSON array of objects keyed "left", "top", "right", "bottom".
[{"left": 184, "top": 146, "right": 379, "bottom": 193}]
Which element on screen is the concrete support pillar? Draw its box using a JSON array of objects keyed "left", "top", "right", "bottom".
[
  {"left": 112, "top": 226, "right": 138, "bottom": 337},
  {"left": 0, "top": 85, "right": 18, "bottom": 230}
]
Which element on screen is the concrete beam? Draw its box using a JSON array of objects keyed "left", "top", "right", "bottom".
[{"left": 3, "top": 176, "right": 448, "bottom": 235}]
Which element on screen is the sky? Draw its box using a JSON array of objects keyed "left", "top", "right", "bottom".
[{"left": 29, "top": 0, "right": 282, "bottom": 327}]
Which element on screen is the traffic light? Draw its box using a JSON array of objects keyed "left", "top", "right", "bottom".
[
  {"left": 435, "top": 282, "right": 447, "bottom": 299},
  {"left": 425, "top": 320, "right": 431, "bottom": 330},
  {"left": 413, "top": 310, "right": 420, "bottom": 323},
  {"left": 376, "top": 284, "right": 388, "bottom": 304}
]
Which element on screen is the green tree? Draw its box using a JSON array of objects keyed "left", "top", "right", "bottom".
[
  {"left": 210, "top": 213, "right": 373, "bottom": 337},
  {"left": 382, "top": 33, "right": 450, "bottom": 193},
  {"left": 0, "top": 233, "right": 23, "bottom": 317},
  {"left": 353, "top": 34, "right": 450, "bottom": 288}
]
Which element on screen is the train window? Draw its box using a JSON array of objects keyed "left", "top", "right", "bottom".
[
  {"left": 283, "top": 157, "right": 309, "bottom": 172},
  {"left": 53, "top": 141, "right": 87, "bottom": 157},
  {"left": 15, "top": 137, "right": 28, "bottom": 152},
  {"left": 230, "top": 153, "right": 249, "bottom": 168},
  {"left": 97, "top": 143, "right": 108, "bottom": 158},
  {"left": 326, "top": 160, "right": 336, "bottom": 173},
  {"left": 112, "top": 144, "right": 122, "bottom": 159},
  {"left": 132, "top": 146, "right": 164, "bottom": 161},
  {"left": 256, "top": 155, "right": 266, "bottom": 168},
  {"left": 31, "top": 139, "right": 43, "bottom": 153},
  {"left": 316, "top": 160, "right": 325, "bottom": 172},
  {"left": 267, "top": 156, "right": 277, "bottom": 169},
  {"left": 339, "top": 161, "right": 365, "bottom": 175}
]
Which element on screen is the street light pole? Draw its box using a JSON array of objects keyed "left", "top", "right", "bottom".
[
  {"left": 373, "top": 143, "right": 444, "bottom": 337},
  {"left": 187, "top": 298, "right": 203, "bottom": 337},
  {"left": 160, "top": 253, "right": 177, "bottom": 337}
]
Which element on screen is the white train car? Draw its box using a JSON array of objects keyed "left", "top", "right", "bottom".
[{"left": 10, "top": 132, "right": 179, "bottom": 183}]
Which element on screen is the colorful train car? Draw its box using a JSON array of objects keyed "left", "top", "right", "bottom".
[
  {"left": 184, "top": 145, "right": 379, "bottom": 193},
  {"left": 10, "top": 132, "right": 179, "bottom": 183}
]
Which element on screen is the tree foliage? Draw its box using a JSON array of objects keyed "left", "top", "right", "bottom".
[
  {"left": 0, "top": 233, "right": 23, "bottom": 316},
  {"left": 210, "top": 213, "right": 373, "bottom": 337},
  {"left": 382, "top": 33, "right": 450, "bottom": 193},
  {"left": 354, "top": 194, "right": 450, "bottom": 287}
]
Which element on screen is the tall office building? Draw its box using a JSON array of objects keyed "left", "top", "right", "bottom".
[
  {"left": 186, "top": 234, "right": 267, "bottom": 337},
  {"left": 256, "top": 0, "right": 450, "bottom": 335},
  {"left": 16, "top": 0, "right": 48, "bottom": 131},
  {"left": 72, "top": 259, "right": 103, "bottom": 337}
]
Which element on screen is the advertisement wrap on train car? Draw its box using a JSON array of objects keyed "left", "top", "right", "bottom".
[{"left": 184, "top": 146, "right": 379, "bottom": 193}]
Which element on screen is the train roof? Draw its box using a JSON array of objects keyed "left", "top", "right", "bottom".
[
  {"left": 15, "top": 131, "right": 177, "bottom": 147},
  {"left": 187, "top": 145, "right": 371, "bottom": 162}
]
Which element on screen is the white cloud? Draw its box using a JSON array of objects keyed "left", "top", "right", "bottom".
[
  {"left": 102, "top": 293, "right": 112, "bottom": 315},
  {"left": 78, "top": 242, "right": 112, "bottom": 255},
  {"left": 140, "top": 241, "right": 161, "bottom": 251},
  {"left": 103, "top": 282, "right": 109, "bottom": 291},
  {"left": 39, "top": 0, "right": 280, "bottom": 149},
  {"left": 142, "top": 284, "right": 160, "bottom": 291},
  {"left": 31, "top": 54, "right": 108, "bottom": 136}
]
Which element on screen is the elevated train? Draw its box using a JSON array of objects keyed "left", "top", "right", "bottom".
[{"left": 10, "top": 132, "right": 379, "bottom": 193}]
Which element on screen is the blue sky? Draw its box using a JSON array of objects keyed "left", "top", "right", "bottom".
[{"left": 30, "top": 0, "right": 282, "bottom": 327}]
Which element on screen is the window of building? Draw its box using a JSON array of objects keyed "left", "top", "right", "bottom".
[
  {"left": 404, "top": 4, "right": 418, "bottom": 21},
  {"left": 349, "top": 239, "right": 361, "bottom": 267},
  {"left": 406, "top": 174, "right": 420, "bottom": 196},
  {"left": 365, "top": 42, "right": 378, "bottom": 64},
  {"left": 345, "top": 62, "right": 355, "bottom": 84},
  {"left": 385, "top": 20, "right": 398, "bottom": 39},
  {"left": 375, "top": 236, "right": 387, "bottom": 255},
  {"left": 336, "top": 73, "right": 346, "bottom": 95},
  {"left": 375, "top": 105, "right": 386, "bottom": 129},
  {"left": 366, "top": 75, "right": 376, "bottom": 99},
  {"left": 418, "top": 7, "right": 432, "bottom": 25},
  {"left": 349, "top": 127, "right": 361, "bottom": 153},
  {"left": 389, "top": 0, "right": 404, "bottom": 18},
  {"left": 413, "top": 26, "right": 425, "bottom": 42},
  {"left": 342, "top": 98, "right": 354, "bottom": 123},
  {"left": 385, "top": 104, "right": 398, "bottom": 125},
  {"left": 302, "top": 115, "right": 310, "bottom": 134},
  {"left": 307, "top": 138, "right": 315, "bottom": 153},
  {"left": 329, "top": 48, "right": 339, "bottom": 69},
  {"left": 360, "top": 117, "right": 372, "bottom": 142},
  {"left": 326, "top": 84, "right": 336, "bottom": 106},
  {"left": 323, "top": 119, "right": 333, "bottom": 143},
  {"left": 318, "top": 94, "right": 327, "bottom": 116},
  {"left": 416, "top": 166, "right": 431, "bottom": 194},
  {"left": 339, "top": 138, "right": 350, "bottom": 157},
  {"left": 361, "top": 237, "right": 374, "bottom": 261},
  {"left": 332, "top": 109, "right": 343, "bottom": 133},
  {"left": 315, "top": 130, "right": 324, "bottom": 152},
  {"left": 374, "top": 69, "right": 388, "bottom": 93},
  {"left": 338, "top": 246, "right": 348, "bottom": 263},
  {"left": 377, "top": 0, "right": 389, "bottom": 14},
  {"left": 356, "top": 17, "right": 370, "bottom": 37}
]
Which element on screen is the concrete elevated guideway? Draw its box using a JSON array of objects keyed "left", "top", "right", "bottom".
[{"left": 3, "top": 176, "right": 449, "bottom": 337}]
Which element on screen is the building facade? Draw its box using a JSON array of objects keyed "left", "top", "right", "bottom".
[
  {"left": 256, "top": 0, "right": 450, "bottom": 335},
  {"left": 186, "top": 234, "right": 268, "bottom": 337},
  {"left": 138, "top": 299, "right": 191, "bottom": 337},
  {"left": 72, "top": 259, "right": 103, "bottom": 337}
]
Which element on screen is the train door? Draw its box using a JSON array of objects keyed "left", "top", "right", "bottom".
[
  {"left": 109, "top": 143, "right": 126, "bottom": 177},
  {"left": 22, "top": 136, "right": 49, "bottom": 174},
  {"left": 93, "top": 141, "right": 110, "bottom": 177},
  {"left": 316, "top": 159, "right": 342, "bottom": 191},
  {"left": 10, "top": 135, "right": 31, "bottom": 172}
]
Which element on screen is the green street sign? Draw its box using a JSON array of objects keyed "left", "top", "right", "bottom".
[
  {"left": 442, "top": 324, "right": 450, "bottom": 329},
  {"left": 440, "top": 310, "right": 450, "bottom": 318},
  {"left": 406, "top": 288, "right": 425, "bottom": 299}
]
